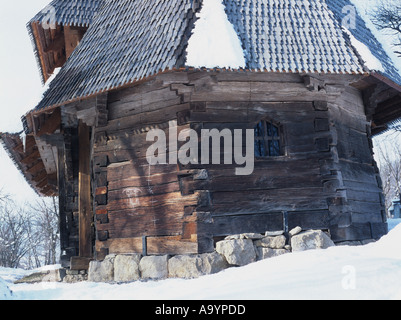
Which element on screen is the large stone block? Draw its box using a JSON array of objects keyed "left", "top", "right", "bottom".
[
  {"left": 199, "top": 252, "right": 228, "bottom": 275},
  {"left": 256, "top": 247, "right": 289, "bottom": 261},
  {"left": 254, "top": 235, "right": 287, "bottom": 249},
  {"left": 14, "top": 269, "right": 66, "bottom": 284},
  {"left": 114, "top": 254, "right": 142, "bottom": 283},
  {"left": 291, "top": 230, "right": 335, "bottom": 252},
  {"left": 216, "top": 239, "right": 256, "bottom": 266},
  {"left": 168, "top": 252, "right": 228, "bottom": 279},
  {"left": 88, "top": 255, "right": 115, "bottom": 282},
  {"left": 139, "top": 255, "right": 168, "bottom": 280},
  {"left": 168, "top": 255, "right": 203, "bottom": 279}
]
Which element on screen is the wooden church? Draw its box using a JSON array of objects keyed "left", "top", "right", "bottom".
[{"left": 1, "top": 0, "right": 401, "bottom": 270}]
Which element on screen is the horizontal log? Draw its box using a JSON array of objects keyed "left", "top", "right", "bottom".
[
  {"left": 147, "top": 237, "right": 198, "bottom": 255},
  {"left": 107, "top": 160, "right": 180, "bottom": 182},
  {"left": 109, "top": 95, "right": 181, "bottom": 120},
  {"left": 96, "top": 236, "right": 198, "bottom": 255},
  {"left": 346, "top": 189, "right": 382, "bottom": 203},
  {"left": 194, "top": 173, "right": 323, "bottom": 193},
  {"left": 107, "top": 192, "right": 199, "bottom": 212},
  {"left": 96, "top": 237, "right": 143, "bottom": 254},
  {"left": 108, "top": 171, "right": 180, "bottom": 191},
  {"left": 208, "top": 212, "right": 284, "bottom": 236},
  {"left": 330, "top": 223, "right": 373, "bottom": 242},
  {"left": 343, "top": 180, "right": 382, "bottom": 193},
  {"left": 70, "top": 257, "right": 92, "bottom": 271},
  {"left": 287, "top": 210, "right": 330, "bottom": 230},
  {"left": 98, "top": 104, "right": 190, "bottom": 133},
  {"left": 100, "top": 215, "right": 185, "bottom": 239},
  {"left": 339, "top": 161, "right": 378, "bottom": 183},
  {"left": 210, "top": 187, "right": 329, "bottom": 215},
  {"left": 190, "top": 81, "right": 327, "bottom": 102},
  {"left": 108, "top": 78, "right": 166, "bottom": 103},
  {"left": 108, "top": 182, "right": 182, "bottom": 201},
  {"left": 94, "top": 123, "right": 189, "bottom": 153}
]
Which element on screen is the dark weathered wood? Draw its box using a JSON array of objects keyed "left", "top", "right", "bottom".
[
  {"left": 78, "top": 122, "right": 92, "bottom": 258},
  {"left": 146, "top": 237, "right": 198, "bottom": 255},
  {"left": 209, "top": 212, "right": 284, "bottom": 237},
  {"left": 43, "top": 71, "right": 388, "bottom": 258},
  {"left": 330, "top": 224, "right": 373, "bottom": 242},
  {"left": 95, "top": 236, "right": 198, "bottom": 255},
  {"left": 287, "top": 210, "right": 330, "bottom": 230},
  {"left": 57, "top": 143, "right": 69, "bottom": 257},
  {"left": 107, "top": 192, "right": 198, "bottom": 212},
  {"left": 70, "top": 257, "right": 92, "bottom": 271},
  {"left": 36, "top": 108, "right": 61, "bottom": 137},
  {"left": 64, "top": 25, "right": 86, "bottom": 59}
]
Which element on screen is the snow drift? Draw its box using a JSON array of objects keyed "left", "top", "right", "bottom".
[
  {"left": 1, "top": 222, "right": 400, "bottom": 300},
  {"left": 0, "top": 277, "right": 12, "bottom": 300}
]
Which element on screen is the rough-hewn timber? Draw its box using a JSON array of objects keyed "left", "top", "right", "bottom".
[{"left": 55, "top": 71, "right": 387, "bottom": 260}]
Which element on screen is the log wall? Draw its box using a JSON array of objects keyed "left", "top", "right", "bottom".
[{"left": 80, "top": 71, "right": 388, "bottom": 258}]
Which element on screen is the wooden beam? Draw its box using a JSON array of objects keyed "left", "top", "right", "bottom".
[
  {"left": 30, "top": 22, "right": 50, "bottom": 83},
  {"left": 20, "top": 150, "right": 40, "bottom": 165},
  {"left": 64, "top": 25, "right": 86, "bottom": 59},
  {"left": 36, "top": 108, "right": 61, "bottom": 137},
  {"left": 78, "top": 121, "right": 92, "bottom": 258},
  {"left": 26, "top": 162, "right": 45, "bottom": 175},
  {"left": 43, "top": 33, "right": 65, "bottom": 53},
  {"left": 57, "top": 141, "right": 70, "bottom": 259},
  {"left": 70, "top": 257, "right": 92, "bottom": 271}
]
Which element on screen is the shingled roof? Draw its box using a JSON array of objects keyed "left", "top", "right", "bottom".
[
  {"left": 28, "top": 0, "right": 102, "bottom": 83},
  {"left": 327, "top": 0, "right": 401, "bottom": 89},
  {"left": 29, "top": 0, "right": 102, "bottom": 28},
  {"left": 0, "top": 133, "right": 57, "bottom": 197},
  {"left": 32, "top": 0, "right": 201, "bottom": 112},
  {"left": 29, "top": 0, "right": 401, "bottom": 115},
  {"left": 224, "top": 0, "right": 364, "bottom": 74}
]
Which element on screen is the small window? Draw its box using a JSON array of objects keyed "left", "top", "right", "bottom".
[{"left": 254, "top": 120, "right": 282, "bottom": 158}]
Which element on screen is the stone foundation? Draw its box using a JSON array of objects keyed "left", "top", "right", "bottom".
[
  {"left": 87, "top": 228, "right": 336, "bottom": 283},
  {"left": 13, "top": 228, "right": 343, "bottom": 284}
]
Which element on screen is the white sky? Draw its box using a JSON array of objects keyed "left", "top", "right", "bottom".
[
  {"left": 0, "top": 0, "right": 400, "bottom": 205},
  {"left": 0, "top": 0, "right": 50, "bottom": 204}
]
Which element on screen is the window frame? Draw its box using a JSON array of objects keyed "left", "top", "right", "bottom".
[{"left": 254, "top": 119, "right": 285, "bottom": 159}]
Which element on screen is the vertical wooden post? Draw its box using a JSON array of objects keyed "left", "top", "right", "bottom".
[
  {"left": 57, "top": 145, "right": 68, "bottom": 252},
  {"left": 78, "top": 121, "right": 92, "bottom": 258}
]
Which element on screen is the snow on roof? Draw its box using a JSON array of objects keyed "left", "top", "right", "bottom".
[
  {"left": 328, "top": 0, "right": 401, "bottom": 86},
  {"left": 350, "top": 0, "right": 401, "bottom": 74},
  {"left": 186, "top": 0, "right": 245, "bottom": 69},
  {"left": 344, "top": 27, "right": 385, "bottom": 72}
]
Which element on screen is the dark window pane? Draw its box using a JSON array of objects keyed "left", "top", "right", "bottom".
[
  {"left": 269, "top": 140, "right": 281, "bottom": 157},
  {"left": 254, "top": 120, "right": 281, "bottom": 158},
  {"left": 266, "top": 122, "right": 273, "bottom": 137},
  {"left": 255, "top": 139, "right": 262, "bottom": 157},
  {"left": 255, "top": 121, "right": 265, "bottom": 138},
  {"left": 272, "top": 124, "right": 279, "bottom": 137},
  {"left": 255, "top": 139, "right": 267, "bottom": 157}
]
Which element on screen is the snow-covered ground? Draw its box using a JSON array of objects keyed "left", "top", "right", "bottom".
[{"left": 1, "top": 221, "right": 401, "bottom": 300}]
